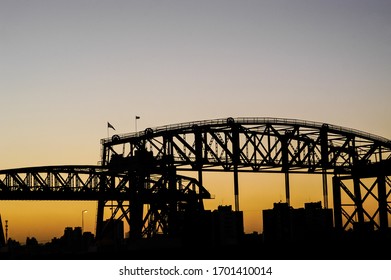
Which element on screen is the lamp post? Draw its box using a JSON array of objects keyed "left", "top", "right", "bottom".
[
  {"left": 81, "top": 210, "right": 87, "bottom": 234},
  {"left": 5, "top": 220, "right": 8, "bottom": 243}
]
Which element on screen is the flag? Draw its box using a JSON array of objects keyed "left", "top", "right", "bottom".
[
  {"left": 107, "top": 122, "right": 115, "bottom": 130},
  {"left": 135, "top": 116, "right": 140, "bottom": 119}
]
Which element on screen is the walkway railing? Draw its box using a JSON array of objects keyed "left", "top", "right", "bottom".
[{"left": 101, "top": 117, "right": 391, "bottom": 145}]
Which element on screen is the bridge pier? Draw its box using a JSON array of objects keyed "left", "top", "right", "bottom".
[
  {"left": 234, "top": 166, "right": 239, "bottom": 211},
  {"left": 96, "top": 200, "right": 105, "bottom": 240},
  {"left": 128, "top": 174, "right": 144, "bottom": 239},
  {"left": 282, "top": 132, "right": 290, "bottom": 207},
  {"left": 322, "top": 171, "right": 328, "bottom": 209},
  {"left": 285, "top": 172, "right": 290, "bottom": 207},
  {"left": 333, "top": 162, "right": 391, "bottom": 233},
  {"left": 353, "top": 176, "right": 365, "bottom": 226},
  {"left": 378, "top": 174, "right": 388, "bottom": 231},
  {"left": 232, "top": 122, "right": 240, "bottom": 212},
  {"left": 332, "top": 175, "right": 343, "bottom": 232}
]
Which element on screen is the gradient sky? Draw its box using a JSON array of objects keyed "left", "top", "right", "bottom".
[{"left": 1, "top": 0, "right": 390, "bottom": 243}]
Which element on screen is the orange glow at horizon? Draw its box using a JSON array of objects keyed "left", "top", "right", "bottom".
[{"left": 0, "top": 172, "right": 335, "bottom": 244}]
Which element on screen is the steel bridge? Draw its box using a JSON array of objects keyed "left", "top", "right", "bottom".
[{"left": 1, "top": 117, "right": 391, "bottom": 240}]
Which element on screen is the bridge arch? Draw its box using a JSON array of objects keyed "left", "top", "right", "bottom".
[{"left": 101, "top": 117, "right": 391, "bottom": 233}]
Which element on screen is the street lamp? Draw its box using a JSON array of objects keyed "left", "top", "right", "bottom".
[
  {"left": 81, "top": 210, "right": 87, "bottom": 234},
  {"left": 5, "top": 220, "right": 8, "bottom": 243}
]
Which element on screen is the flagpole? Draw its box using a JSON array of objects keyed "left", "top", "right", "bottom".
[
  {"left": 107, "top": 122, "right": 116, "bottom": 137},
  {"left": 135, "top": 116, "right": 140, "bottom": 132}
]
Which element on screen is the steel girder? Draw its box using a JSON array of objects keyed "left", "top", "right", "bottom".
[
  {"left": 0, "top": 165, "right": 210, "bottom": 239},
  {"left": 0, "top": 166, "right": 108, "bottom": 200},
  {"left": 101, "top": 117, "right": 391, "bottom": 174},
  {"left": 101, "top": 117, "right": 391, "bottom": 232}
]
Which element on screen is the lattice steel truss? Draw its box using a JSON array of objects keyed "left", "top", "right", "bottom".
[
  {"left": 101, "top": 117, "right": 391, "bottom": 232},
  {"left": 332, "top": 162, "right": 391, "bottom": 232},
  {"left": 0, "top": 165, "right": 210, "bottom": 239},
  {"left": 103, "top": 118, "right": 391, "bottom": 171},
  {"left": 1, "top": 117, "right": 391, "bottom": 239}
]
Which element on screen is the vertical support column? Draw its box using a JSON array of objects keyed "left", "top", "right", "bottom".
[
  {"left": 322, "top": 172, "right": 328, "bottom": 209},
  {"left": 128, "top": 173, "right": 144, "bottom": 239},
  {"left": 282, "top": 131, "right": 290, "bottom": 207},
  {"left": 232, "top": 122, "right": 240, "bottom": 212},
  {"left": 353, "top": 175, "right": 364, "bottom": 226},
  {"left": 194, "top": 127, "right": 203, "bottom": 193},
  {"left": 165, "top": 135, "right": 179, "bottom": 236},
  {"left": 5, "top": 220, "right": 8, "bottom": 245},
  {"left": 97, "top": 142, "right": 113, "bottom": 240},
  {"left": 96, "top": 202, "right": 105, "bottom": 240},
  {"left": 320, "top": 124, "right": 329, "bottom": 209},
  {"left": 96, "top": 174, "right": 106, "bottom": 240},
  {"left": 128, "top": 146, "right": 151, "bottom": 240},
  {"left": 168, "top": 166, "right": 178, "bottom": 236},
  {"left": 350, "top": 137, "right": 365, "bottom": 229},
  {"left": 234, "top": 166, "right": 240, "bottom": 211},
  {"left": 332, "top": 175, "right": 342, "bottom": 232},
  {"left": 198, "top": 169, "right": 203, "bottom": 191},
  {"left": 101, "top": 144, "right": 107, "bottom": 166},
  {"left": 378, "top": 174, "right": 388, "bottom": 231},
  {"left": 285, "top": 172, "right": 290, "bottom": 207}
]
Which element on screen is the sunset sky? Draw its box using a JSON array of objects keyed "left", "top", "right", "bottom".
[{"left": 1, "top": 0, "right": 390, "bottom": 243}]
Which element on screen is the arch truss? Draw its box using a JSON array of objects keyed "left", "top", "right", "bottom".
[
  {"left": 1, "top": 117, "right": 391, "bottom": 238},
  {"left": 102, "top": 117, "right": 391, "bottom": 232}
]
